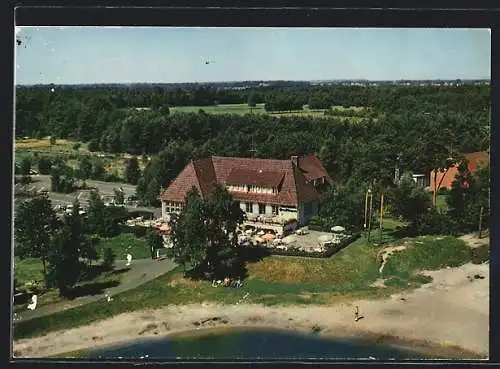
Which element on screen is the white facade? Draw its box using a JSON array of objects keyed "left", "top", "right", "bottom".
[
  {"left": 162, "top": 198, "right": 318, "bottom": 225},
  {"left": 226, "top": 185, "right": 276, "bottom": 194}
]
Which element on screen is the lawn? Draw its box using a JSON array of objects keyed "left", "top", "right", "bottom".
[
  {"left": 14, "top": 258, "right": 45, "bottom": 286},
  {"left": 99, "top": 233, "right": 150, "bottom": 260},
  {"left": 13, "top": 257, "right": 126, "bottom": 311},
  {"left": 436, "top": 194, "right": 449, "bottom": 213},
  {"left": 12, "top": 234, "right": 474, "bottom": 340}
]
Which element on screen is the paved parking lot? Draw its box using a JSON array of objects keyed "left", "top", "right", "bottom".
[{"left": 14, "top": 175, "right": 161, "bottom": 218}]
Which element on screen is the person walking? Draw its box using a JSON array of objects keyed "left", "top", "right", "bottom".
[{"left": 353, "top": 305, "right": 360, "bottom": 322}]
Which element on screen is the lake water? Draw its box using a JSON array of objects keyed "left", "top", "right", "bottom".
[{"left": 87, "top": 327, "right": 433, "bottom": 360}]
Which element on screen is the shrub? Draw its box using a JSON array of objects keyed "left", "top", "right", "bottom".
[
  {"left": 411, "top": 274, "right": 433, "bottom": 284},
  {"left": 132, "top": 226, "right": 147, "bottom": 238},
  {"left": 37, "top": 156, "right": 52, "bottom": 174},
  {"left": 72, "top": 143, "right": 81, "bottom": 151},
  {"left": 471, "top": 244, "right": 489, "bottom": 264},
  {"left": 88, "top": 139, "right": 100, "bottom": 152},
  {"left": 438, "top": 187, "right": 449, "bottom": 195},
  {"left": 413, "top": 210, "right": 457, "bottom": 236},
  {"left": 102, "top": 247, "right": 116, "bottom": 270}
]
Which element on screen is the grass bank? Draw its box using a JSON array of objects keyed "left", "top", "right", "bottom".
[
  {"left": 13, "top": 234, "right": 473, "bottom": 340},
  {"left": 13, "top": 257, "right": 126, "bottom": 311}
]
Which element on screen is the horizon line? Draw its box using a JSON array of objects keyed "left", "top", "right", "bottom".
[{"left": 15, "top": 78, "right": 491, "bottom": 86}]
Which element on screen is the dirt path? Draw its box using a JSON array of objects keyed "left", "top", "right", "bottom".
[
  {"left": 14, "top": 258, "right": 177, "bottom": 322},
  {"left": 458, "top": 233, "right": 489, "bottom": 249}
]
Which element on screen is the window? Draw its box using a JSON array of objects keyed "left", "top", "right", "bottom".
[
  {"left": 245, "top": 202, "right": 252, "bottom": 213},
  {"left": 259, "top": 203, "right": 266, "bottom": 214},
  {"left": 272, "top": 205, "right": 278, "bottom": 215}
]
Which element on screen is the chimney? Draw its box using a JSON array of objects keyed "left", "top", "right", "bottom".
[{"left": 291, "top": 155, "right": 299, "bottom": 167}]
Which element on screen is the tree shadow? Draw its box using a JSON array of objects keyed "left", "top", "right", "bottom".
[
  {"left": 67, "top": 280, "right": 120, "bottom": 300},
  {"left": 184, "top": 245, "right": 271, "bottom": 282},
  {"left": 388, "top": 225, "right": 416, "bottom": 239},
  {"left": 79, "top": 264, "right": 108, "bottom": 281},
  {"left": 109, "top": 267, "right": 131, "bottom": 276},
  {"left": 237, "top": 245, "right": 271, "bottom": 263}
]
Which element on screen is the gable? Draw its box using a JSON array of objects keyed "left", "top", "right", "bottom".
[{"left": 159, "top": 162, "right": 202, "bottom": 202}]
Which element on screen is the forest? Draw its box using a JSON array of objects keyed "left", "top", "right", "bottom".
[{"left": 15, "top": 83, "right": 490, "bottom": 229}]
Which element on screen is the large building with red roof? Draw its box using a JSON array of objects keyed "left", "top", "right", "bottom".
[{"left": 159, "top": 154, "right": 332, "bottom": 227}]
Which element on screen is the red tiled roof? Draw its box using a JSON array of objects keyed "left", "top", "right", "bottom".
[
  {"left": 212, "top": 156, "right": 299, "bottom": 206},
  {"left": 160, "top": 154, "right": 331, "bottom": 207},
  {"left": 192, "top": 157, "right": 217, "bottom": 197},
  {"left": 159, "top": 161, "right": 201, "bottom": 202},
  {"left": 429, "top": 151, "right": 489, "bottom": 192},
  {"left": 297, "top": 154, "right": 333, "bottom": 184},
  {"left": 464, "top": 151, "right": 489, "bottom": 173},
  {"left": 226, "top": 168, "right": 285, "bottom": 187},
  {"left": 292, "top": 163, "right": 320, "bottom": 204}
]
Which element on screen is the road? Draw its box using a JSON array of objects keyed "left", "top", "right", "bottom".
[{"left": 14, "top": 258, "right": 177, "bottom": 322}]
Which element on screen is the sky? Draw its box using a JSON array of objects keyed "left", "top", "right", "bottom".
[{"left": 14, "top": 27, "right": 491, "bottom": 85}]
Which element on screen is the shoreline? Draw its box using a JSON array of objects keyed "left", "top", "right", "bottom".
[
  {"left": 13, "top": 262, "right": 489, "bottom": 359},
  {"left": 61, "top": 323, "right": 485, "bottom": 360}
]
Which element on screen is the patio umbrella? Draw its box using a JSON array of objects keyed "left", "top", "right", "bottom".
[
  {"left": 262, "top": 233, "right": 276, "bottom": 241},
  {"left": 160, "top": 224, "right": 171, "bottom": 232},
  {"left": 331, "top": 226, "right": 346, "bottom": 233}
]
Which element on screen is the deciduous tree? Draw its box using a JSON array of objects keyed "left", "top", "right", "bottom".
[
  {"left": 14, "top": 194, "right": 59, "bottom": 278},
  {"left": 124, "top": 157, "right": 141, "bottom": 185},
  {"left": 170, "top": 185, "right": 244, "bottom": 279}
]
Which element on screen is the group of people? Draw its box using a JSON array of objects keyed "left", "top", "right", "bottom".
[{"left": 211, "top": 277, "right": 243, "bottom": 288}]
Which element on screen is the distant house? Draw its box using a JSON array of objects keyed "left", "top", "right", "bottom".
[
  {"left": 159, "top": 154, "right": 332, "bottom": 232},
  {"left": 411, "top": 174, "right": 430, "bottom": 188},
  {"left": 429, "top": 151, "right": 489, "bottom": 193}
]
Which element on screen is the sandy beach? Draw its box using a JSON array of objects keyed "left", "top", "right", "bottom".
[{"left": 13, "top": 262, "right": 489, "bottom": 359}]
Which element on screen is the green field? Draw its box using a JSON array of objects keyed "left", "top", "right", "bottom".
[
  {"left": 13, "top": 234, "right": 473, "bottom": 340},
  {"left": 168, "top": 103, "right": 373, "bottom": 121},
  {"left": 99, "top": 233, "right": 151, "bottom": 260},
  {"left": 14, "top": 258, "right": 45, "bottom": 286},
  {"left": 170, "top": 103, "right": 266, "bottom": 115}
]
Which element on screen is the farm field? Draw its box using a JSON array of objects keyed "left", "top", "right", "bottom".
[
  {"left": 14, "top": 137, "right": 150, "bottom": 178},
  {"left": 15, "top": 137, "right": 87, "bottom": 151},
  {"left": 169, "top": 103, "right": 265, "bottom": 115},
  {"left": 169, "top": 103, "right": 372, "bottom": 121}
]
